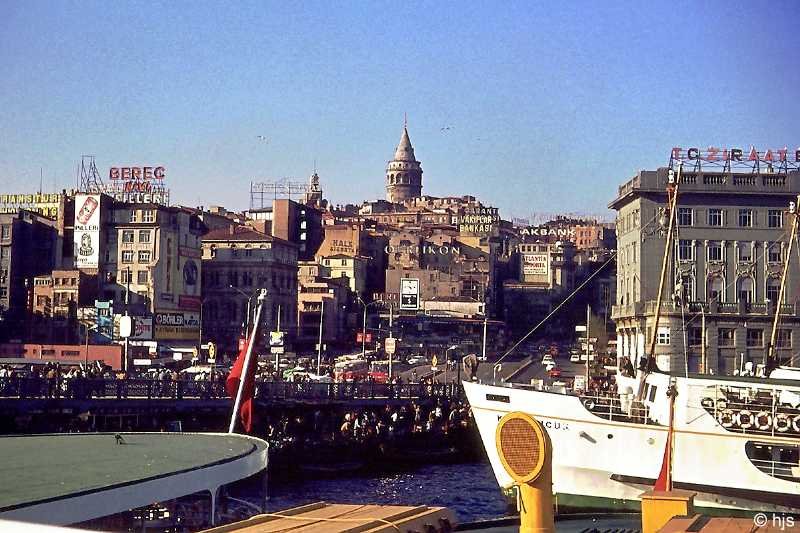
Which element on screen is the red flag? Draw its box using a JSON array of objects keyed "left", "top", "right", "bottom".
[
  {"left": 226, "top": 338, "right": 256, "bottom": 433},
  {"left": 654, "top": 427, "right": 672, "bottom": 491}
]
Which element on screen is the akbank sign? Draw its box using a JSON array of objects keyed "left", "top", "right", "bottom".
[{"left": 517, "top": 227, "right": 576, "bottom": 238}]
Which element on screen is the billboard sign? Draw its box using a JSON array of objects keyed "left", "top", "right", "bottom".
[
  {"left": 102, "top": 165, "right": 170, "bottom": 205},
  {"left": 74, "top": 194, "right": 101, "bottom": 268},
  {"left": 0, "top": 193, "right": 62, "bottom": 218},
  {"left": 154, "top": 311, "right": 200, "bottom": 340},
  {"left": 523, "top": 253, "right": 549, "bottom": 276},
  {"left": 400, "top": 278, "right": 420, "bottom": 311}
]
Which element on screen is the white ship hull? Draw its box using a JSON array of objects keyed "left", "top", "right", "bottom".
[{"left": 464, "top": 373, "right": 800, "bottom": 514}]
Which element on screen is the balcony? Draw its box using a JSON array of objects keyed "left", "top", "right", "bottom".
[{"left": 613, "top": 300, "right": 798, "bottom": 319}]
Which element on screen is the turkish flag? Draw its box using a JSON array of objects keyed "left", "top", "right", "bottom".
[
  {"left": 654, "top": 426, "right": 672, "bottom": 491},
  {"left": 226, "top": 338, "right": 256, "bottom": 433}
]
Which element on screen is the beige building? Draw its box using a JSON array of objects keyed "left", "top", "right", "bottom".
[
  {"left": 201, "top": 225, "right": 298, "bottom": 353},
  {"left": 611, "top": 166, "right": 800, "bottom": 375},
  {"left": 320, "top": 254, "right": 368, "bottom": 295}
]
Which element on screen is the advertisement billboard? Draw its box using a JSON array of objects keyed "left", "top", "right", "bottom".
[
  {"left": 74, "top": 194, "right": 101, "bottom": 268},
  {"left": 154, "top": 312, "right": 200, "bottom": 341},
  {"left": 0, "top": 193, "right": 62, "bottom": 218},
  {"left": 523, "top": 253, "right": 549, "bottom": 276},
  {"left": 400, "top": 278, "right": 420, "bottom": 311}
]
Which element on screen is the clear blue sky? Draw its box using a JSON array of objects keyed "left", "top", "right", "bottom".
[{"left": 2, "top": 1, "right": 798, "bottom": 220}]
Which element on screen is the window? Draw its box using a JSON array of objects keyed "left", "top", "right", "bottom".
[
  {"left": 0, "top": 287, "right": 7, "bottom": 298},
  {"left": 228, "top": 271, "right": 238, "bottom": 287},
  {"left": 138, "top": 250, "right": 151, "bottom": 263},
  {"left": 768, "top": 209, "right": 783, "bottom": 228},
  {"left": 766, "top": 277, "right": 781, "bottom": 303},
  {"left": 242, "top": 271, "right": 253, "bottom": 286},
  {"left": 142, "top": 210, "right": 155, "bottom": 223},
  {"left": 677, "top": 208, "right": 693, "bottom": 226},
  {"left": 122, "top": 250, "right": 134, "bottom": 263},
  {"left": 119, "top": 269, "right": 132, "bottom": 283},
  {"left": 708, "top": 208, "right": 723, "bottom": 227},
  {"left": 129, "top": 210, "right": 137, "bottom": 223},
  {"left": 707, "top": 241, "right": 722, "bottom": 262},
  {"left": 679, "top": 275, "right": 694, "bottom": 303},
  {"left": 137, "top": 270, "right": 148, "bottom": 284},
  {"left": 738, "top": 242, "right": 753, "bottom": 262},
  {"left": 657, "top": 327, "right": 670, "bottom": 345},
  {"left": 0, "top": 225, "right": 8, "bottom": 239},
  {"left": 138, "top": 230, "right": 151, "bottom": 243},
  {"left": 746, "top": 329, "right": 764, "bottom": 348},
  {"left": 777, "top": 329, "right": 792, "bottom": 349},
  {"left": 738, "top": 209, "right": 753, "bottom": 227},
  {"left": 688, "top": 327, "right": 702, "bottom": 347},
  {"left": 122, "top": 230, "right": 134, "bottom": 243},
  {"left": 678, "top": 239, "right": 693, "bottom": 261},
  {"left": 738, "top": 277, "right": 754, "bottom": 303},
  {"left": 768, "top": 242, "right": 782, "bottom": 263},
  {"left": 718, "top": 328, "right": 735, "bottom": 346}
]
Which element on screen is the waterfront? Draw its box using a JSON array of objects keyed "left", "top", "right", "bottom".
[{"left": 263, "top": 461, "right": 509, "bottom": 524}]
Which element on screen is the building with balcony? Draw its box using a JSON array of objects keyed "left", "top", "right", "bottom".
[{"left": 610, "top": 165, "right": 800, "bottom": 375}]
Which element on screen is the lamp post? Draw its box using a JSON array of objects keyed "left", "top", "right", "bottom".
[
  {"left": 357, "top": 296, "right": 380, "bottom": 359},
  {"left": 229, "top": 285, "right": 262, "bottom": 336}
]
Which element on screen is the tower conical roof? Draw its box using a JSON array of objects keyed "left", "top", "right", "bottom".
[{"left": 393, "top": 126, "right": 417, "bottom": 162}]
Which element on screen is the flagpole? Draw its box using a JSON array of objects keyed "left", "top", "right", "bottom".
[{"left": 229, "top": 289, "right": 266, "bottom": 434}]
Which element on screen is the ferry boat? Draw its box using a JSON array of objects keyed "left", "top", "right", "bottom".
[
  {"left": 466, "top": 163, "right": 800, "bottom": 514},
  {"left": 465, "top": 368, "right": 800, "bottom": 514}
]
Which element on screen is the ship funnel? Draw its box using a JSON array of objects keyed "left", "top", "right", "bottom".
[{"left": 495, "top": 412, "right": 554, "bottom": 533}]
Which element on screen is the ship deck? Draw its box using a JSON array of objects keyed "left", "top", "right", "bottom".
[{"left": 0, "top": 432, "right": 268, "bottom": 525}]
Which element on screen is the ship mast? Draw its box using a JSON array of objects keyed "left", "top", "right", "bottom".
[
  {"left": 766, "top": 195, "right": 800, "bottom": 372},
  {"left": 642, "top": 163, "right": 682, "bottom": 382}
]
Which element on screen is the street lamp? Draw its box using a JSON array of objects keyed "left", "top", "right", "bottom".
[
  {"left": 356, "top": 296, "right": 381, "bottom": 359},
  {"left": 229, "top": 286, "right": 262, "bottom": 335}
]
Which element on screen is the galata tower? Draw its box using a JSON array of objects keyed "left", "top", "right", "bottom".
[{"left": 385, "top": 123, "right": 423, "bottom": 203}]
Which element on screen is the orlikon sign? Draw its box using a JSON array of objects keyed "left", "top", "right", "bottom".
[
  {"left": 400, "top": 278, "right": 420, "bottom": 311},
  {"left": 74, "top": 194, "right": 101, "bottom": 268}
]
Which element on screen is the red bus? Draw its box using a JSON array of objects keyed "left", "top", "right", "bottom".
[{"left": 334, "top": 359, "right": 368, "bottom": 382}]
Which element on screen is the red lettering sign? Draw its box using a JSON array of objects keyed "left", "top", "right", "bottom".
[{"left": 108, "top": 166, "right": 166, "bottom": 181}]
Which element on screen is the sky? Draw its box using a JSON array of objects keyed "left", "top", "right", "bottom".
[{"left": 1, "top": 1, "right": 799, "bottom": 221}]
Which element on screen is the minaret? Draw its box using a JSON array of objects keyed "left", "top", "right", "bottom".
[{"left": 386, "top": 120, "right": 423, "bottom": 203}]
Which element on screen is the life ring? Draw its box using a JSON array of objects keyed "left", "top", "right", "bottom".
[
  {"left": 774, "top": 413, "right": 791, "bottom": 433},
  {"left": 755, "top": 411, "right": 772, "bottom": 431},
  {"left": 737, "top": 410, "right": 754, "bottom": 429},
  {"left": 718, "top": 409, "right": 735, "bottom": 428},
  {"left": 700, "top": 397, "right": 715, "bottom": 409},
  {"left": 791, "top": 415, "right": 800, "bottom": 433},
  {"left": 716, "top": 399, "right": 728, "bottom": 410},
  {"left": 582, "top": 398, "right": 596, "bottom": 410}
]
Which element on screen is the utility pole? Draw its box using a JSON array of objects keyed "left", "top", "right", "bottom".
[
  {"left": 124, "top": 266, "right": 130, "bottom": 373},
  {"left": 316, "top": 300, "right": 324, "bottom": 375},
  {"left": 361, "top": 301, "right": 367, "bottom": 359},
  {"left": 585, "top": 304, "right": 590, "bottom": 385},
  {"left": 482, "top": 314, "right": 488, "bottom": 361},
  {"left": 388, "top": 303, "right": 394, "bottom": 382},
  {"left": 274, "top": 303, "right": 282, "bottom": 375}
]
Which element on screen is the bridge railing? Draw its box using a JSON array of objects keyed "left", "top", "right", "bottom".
[{"left": 0, "top": 377, "right": 461, "bottom": 402}]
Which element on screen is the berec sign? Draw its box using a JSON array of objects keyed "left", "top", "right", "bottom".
[{"left": 103, "top": 165, "right": 170, "bottom": 205}]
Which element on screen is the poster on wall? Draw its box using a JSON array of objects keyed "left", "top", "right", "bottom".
[
  {"left": 400, "top": 278, "right": 420, "bottom": 311},
  {"left": 74, "top": 194, "right": 101, "bottom": 268},
  {"left": 523, "top": 253, "right": 549, "bottom": 276}
]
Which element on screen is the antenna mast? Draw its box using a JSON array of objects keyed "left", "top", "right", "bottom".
[{"left": 78, "top": 155, "right": 104, "bottom": 193}]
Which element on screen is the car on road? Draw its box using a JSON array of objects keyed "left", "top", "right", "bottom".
[
  {"left": 407, "top": 355, "right": 428, "bottom": 366},
  {"left": 548, "top": 367, "right": 563, "bottom": 378},
  {"left": 541, "top": 354, "right": 555, "bottom": 366}
]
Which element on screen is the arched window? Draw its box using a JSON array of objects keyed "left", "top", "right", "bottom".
[
  {"left": 766, "top": 277, "right": 781, "bottom": 304},
  {"left": 708, "top": 276, "right": 724, "bottom": 302},
  {"left": 737, "top": 277, "right": 754, "bottom": 304}
]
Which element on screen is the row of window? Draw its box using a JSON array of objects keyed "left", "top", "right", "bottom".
[
  {"left": 128, "top": 210, "right": 156, "bottom": 223},
  {"left": 121, "top": 230, "right": 151, "bottom": 243},
  {"left": 677, "top": 207, "right": 783, "bottom": 228},
  {"left": 677, "top": 240, "right": 783, "bottom": 263},
  {"left": 655, "top": 327, "right": 792, "bottom": 348},
  {"left": 205, "top": 270, "right": 295, "bottom": 291},
  {"left": 121, "top": 250, "right": 151, "bottom": 263},
  {"left": 119, "top": 269, "right": 149, "bottom": 285}
]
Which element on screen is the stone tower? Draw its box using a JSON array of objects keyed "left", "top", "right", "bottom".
[{"left": 386, "top": 124, "right": 423, "bottom": 203}]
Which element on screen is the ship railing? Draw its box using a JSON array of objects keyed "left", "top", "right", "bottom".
[
  {"left": 748, "top": 458, "right": 800, "bottom": 482},
  {"left": 579, "top": 392, "right": 653, "bottom": 424}
]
